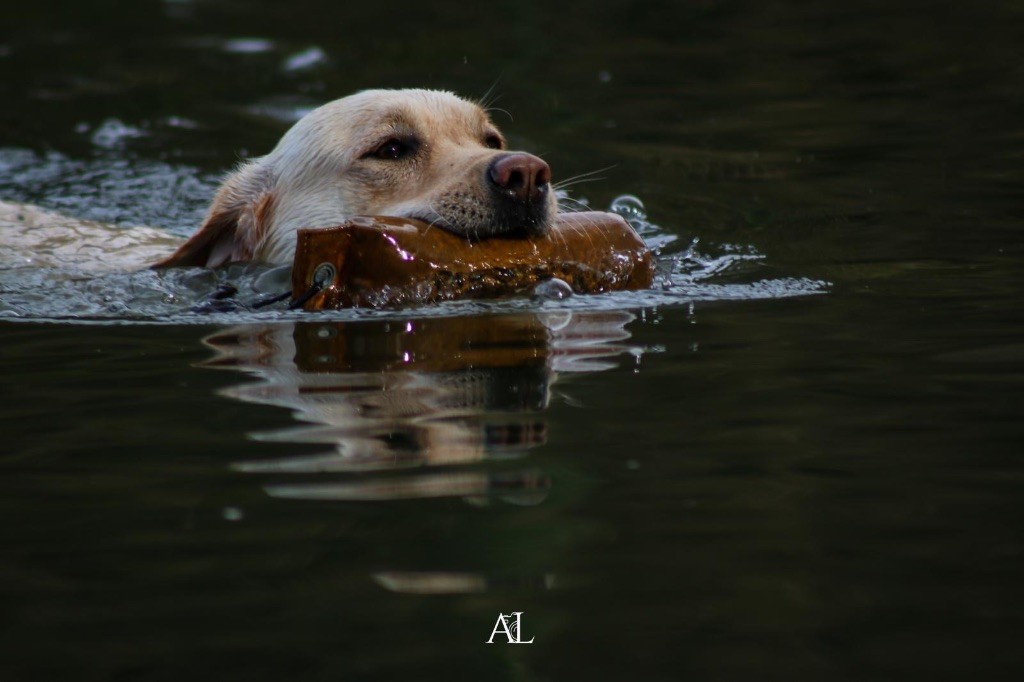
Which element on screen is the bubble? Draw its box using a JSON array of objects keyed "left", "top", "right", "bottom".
[
  {"left": 532, "top": 278, "right": 574, "bottom": 301},
  {"left": 609, "top": 194, "right": 647, "bottom": 222}
]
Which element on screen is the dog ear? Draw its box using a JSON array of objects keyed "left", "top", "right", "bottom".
[{"left": 152, "top": 163, "right": 276, "bottom": 268}]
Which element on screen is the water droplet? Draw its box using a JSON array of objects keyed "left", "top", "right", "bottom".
[
  {"left": 609, "top": 194, "right": 646, "bottom": 221},
  {"left": 532, "top": 278, "right": 573, "bottom": 301}
]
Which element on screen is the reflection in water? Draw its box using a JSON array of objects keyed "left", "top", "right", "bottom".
[
  {"left": 203, "top": 311, "right": 638, "bottom": 504},
  {"left": 203, "top": 311, "right": 638, "bottom": 594},
  {"left": 371, "top": 571, "right": 558, "bottom": 595}
]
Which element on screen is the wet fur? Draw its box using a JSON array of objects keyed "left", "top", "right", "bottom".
[{"left": 155, "top": 89, "right": 558, "bottom": 268}]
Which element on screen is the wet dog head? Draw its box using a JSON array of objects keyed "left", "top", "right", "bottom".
[{"left": 155, "top": 89, "right": 558, "bottom": 267}]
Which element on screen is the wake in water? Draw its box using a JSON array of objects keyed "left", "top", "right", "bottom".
[{"left": 0, "top": 147, "right": 826, "bottom": 324}]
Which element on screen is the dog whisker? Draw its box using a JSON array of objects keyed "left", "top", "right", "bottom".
[
  {"left": 478, "top": 74, "right": 505, "bottom": 111},
  {"left": 557, "top": 195, "right": 592, "bottom": 213},
  {"left": 419, "top": 202, "right": 447, "bottom": 238},
  {"left": 485, "top": 106, "right": 513, "bottom": 123},
  {"left": 552, "top": 165, "right": 616, "bottom": 191},
  {"left": 553, "top": 176, "right": 607, "bottom": 191}
]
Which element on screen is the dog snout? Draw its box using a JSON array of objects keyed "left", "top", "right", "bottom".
[{"left": 487, "top": 153, "right": 552, "bottom": 203}]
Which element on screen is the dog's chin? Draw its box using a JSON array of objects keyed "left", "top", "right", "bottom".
[{"left": 400, "top": 206, "right": 553, "bottom": 241}]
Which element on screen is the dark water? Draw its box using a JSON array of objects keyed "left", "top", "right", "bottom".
[{"left": 2, "top": 1, "right": 1023, "bottom": 679}]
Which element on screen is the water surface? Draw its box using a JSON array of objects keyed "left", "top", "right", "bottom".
[{"left": 1, "top": 1, "right": 1023, "bottom": 680}]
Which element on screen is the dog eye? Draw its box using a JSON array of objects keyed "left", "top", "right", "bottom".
[
  {"left": 368, "top": 138, "right": 416, "bottom": 160},
  {"left": 484, "top": 133, "right": 504, "bottom": 150}
]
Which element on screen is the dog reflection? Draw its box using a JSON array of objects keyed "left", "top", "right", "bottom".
[{"left": 202, "top": 311, "right": 635, "bottom": 504}]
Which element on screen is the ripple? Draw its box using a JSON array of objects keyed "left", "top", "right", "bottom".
[
  {"left": 0, "top": 169, "right": 828, "bottom": 324},
  {"left": 87, "top": 119, "right": 148, "bottom": 150},
  {"left": 281, "top": 46, "right": 328, "bottom": 72},
  {"left": 0, "top": 147, "right": 216, "bottom": 233},
  {"left": 221, "top": 38, "right": 276, "bottom": 54},
  {"left": 242, "top": 100, "right": 320, "bottom": 124}
]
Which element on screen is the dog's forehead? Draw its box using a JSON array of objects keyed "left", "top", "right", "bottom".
[
  {"left": 270, "top": 89, "right": 497, "bottom": 172},
  {"left": 323, "top": 89, "right": 492, "bottom": 138}
]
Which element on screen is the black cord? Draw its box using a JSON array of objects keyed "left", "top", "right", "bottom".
[
  {"left": 251, "top": 291, "right": 293, "bottom": 309},
  {"left": 288, "top": 281, "right": 323, "bottom": 310}
]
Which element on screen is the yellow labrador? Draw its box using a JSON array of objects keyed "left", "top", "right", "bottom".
[
  {"left": 0, "top": 89, "right": 557, "bottom": 272},
  {"left": 156, "top": 88, "right": 557, "bottom": 267}
]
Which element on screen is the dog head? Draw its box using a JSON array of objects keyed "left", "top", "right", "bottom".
[{"left": 155, "top": 89, "right": 557, "bottom": 267}]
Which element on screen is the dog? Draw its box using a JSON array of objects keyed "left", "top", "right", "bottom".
[{"left": 154, "top": 88, "right": 558, "bottom": 268}]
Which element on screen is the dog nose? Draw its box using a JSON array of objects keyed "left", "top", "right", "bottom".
[{"left": 487, "top": 153, "right": 552, "bottom": 202}]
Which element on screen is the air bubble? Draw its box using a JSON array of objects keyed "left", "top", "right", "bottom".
[
  {"left": 532, "top": 278, "right": 574, "bottom": 301},
  {"left": 609, "top": 194, "right": 647, "bottom": 221}
]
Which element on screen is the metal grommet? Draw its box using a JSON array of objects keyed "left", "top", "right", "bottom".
[{"left": 312, "top": 262, "right": 336, "bottom": 287}]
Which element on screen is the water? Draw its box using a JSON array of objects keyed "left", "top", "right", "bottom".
[
  {"left": 0, "top": 188, "right": 824, "bottom": 322},
  {"left": 2, "top": 1, "right": 1023, "bottom": 679}
]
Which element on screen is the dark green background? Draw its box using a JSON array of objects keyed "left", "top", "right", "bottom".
[{"left": 2, "top": 1, "right": 1023, "bottom": 679}]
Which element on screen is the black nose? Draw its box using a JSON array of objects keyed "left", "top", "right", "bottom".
[{"left": 487, "top": 153, "right": 552, "bottom": 203}]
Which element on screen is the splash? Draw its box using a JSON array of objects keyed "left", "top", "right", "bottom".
[
  {"left": 0, "top": 170, "right": 827, "bottom": 324},
  {"left": 0, "top": 146, "right": 215, "bottom": 233}
]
